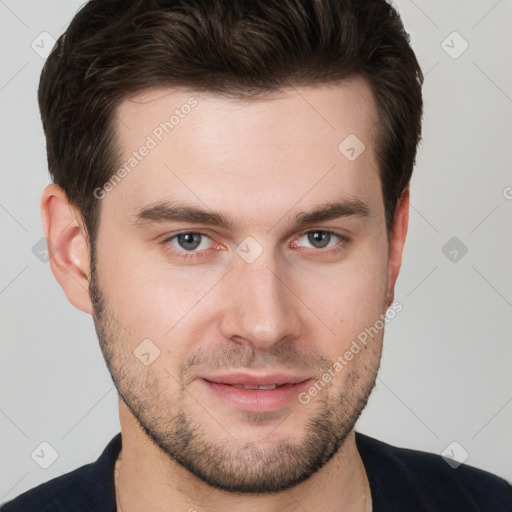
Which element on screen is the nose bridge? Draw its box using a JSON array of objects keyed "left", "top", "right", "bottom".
[{"left": 220, "top": 247, "right": 302, "bottom": 349}]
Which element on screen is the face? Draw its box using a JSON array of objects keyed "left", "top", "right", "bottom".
[{"left": 89, "top": 78, "right": 393, "bottom": 493}]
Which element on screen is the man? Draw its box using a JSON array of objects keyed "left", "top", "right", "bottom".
[{"left": 2, "top": 0, "right": 511, "bottom": 511}]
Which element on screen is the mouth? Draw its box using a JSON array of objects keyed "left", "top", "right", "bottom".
[
  {"left": 229, "top": 383, "right": 288, "bottom": 390},
  {"left": 198, "top": 373, "right": 313, "bottom": 413}
]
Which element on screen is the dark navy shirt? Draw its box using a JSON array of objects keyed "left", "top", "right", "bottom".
[{"left": 2, "top": 432, "right": 511, "bottom": 511}]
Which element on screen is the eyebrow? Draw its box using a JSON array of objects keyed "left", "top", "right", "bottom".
[{"left": 130, "top": 197, "right": 370, "bottom": 231}]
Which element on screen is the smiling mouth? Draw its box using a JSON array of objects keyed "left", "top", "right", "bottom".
[
  {"left": 229, "top": 383, "right": 287, "bottom": 390},
  {"left": 199, "top": 377, "right": 313, "bottom": 413},
  {"left": 202, "top": 372, "right": 312, "bottom": 387}
]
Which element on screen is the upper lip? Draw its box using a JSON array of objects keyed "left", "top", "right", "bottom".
[{"left": 202, "top": 372, "right": 312, "bottom": 386}]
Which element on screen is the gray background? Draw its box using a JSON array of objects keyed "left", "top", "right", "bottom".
[{"left": 1, "top": 0, "right": 511, "bottom": 503}]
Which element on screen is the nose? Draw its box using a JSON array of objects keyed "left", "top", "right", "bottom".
[{"left": 219, "top": 250, "right": 303, "bottom": 351}]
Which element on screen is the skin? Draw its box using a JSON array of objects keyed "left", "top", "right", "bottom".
[{"left": 41, "top": 76, "right": 409, "bottom": 512}]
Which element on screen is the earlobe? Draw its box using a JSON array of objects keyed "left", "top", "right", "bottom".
[
  {"left": 40, "top": 184, "right": 94, "bottom": 315},
  {"left": 385, "top": 186, "right": 410, "bottom": 308}
]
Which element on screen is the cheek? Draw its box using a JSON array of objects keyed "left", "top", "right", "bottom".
[
  {"left": 99, "top": 244, "right": 223, "bottom": 350},
  {"left": 303, "top": 247, "right": 388, "bottom": 354}
]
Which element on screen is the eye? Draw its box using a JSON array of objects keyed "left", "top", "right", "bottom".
[
  {"left": 163, "top": 231, "right": 216, "bottom": 259},
  {"left": 299, "top": 230, "right": 337, "bottom": 249},
  {"left": 161, "top": 229, "right": 350, "bottom": 262},
  {"left": 291, "top": 230, "right": 350, "bottom": 254}
]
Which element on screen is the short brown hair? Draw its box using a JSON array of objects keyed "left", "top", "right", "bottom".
[{"left": 38, "top": 0, "right": 423, "bottom": 255}]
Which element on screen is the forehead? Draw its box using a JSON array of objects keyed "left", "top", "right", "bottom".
[
  {"left": 115, "top": 78, "right": 378, "bottom": 148},
  {"left": 107, "top": 78, "right": 381, "bottom": 232}
]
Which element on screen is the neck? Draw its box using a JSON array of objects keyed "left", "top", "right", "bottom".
[{"left": 115, "top": 401, "right": 371, "bottom": 512}]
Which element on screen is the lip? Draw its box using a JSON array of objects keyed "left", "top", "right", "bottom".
[
  {"left": 204, "top": 372, "right": 311, "bottom": 387},
  {"left": 199, "top": 373, "right": 313, "bottom": 413}
]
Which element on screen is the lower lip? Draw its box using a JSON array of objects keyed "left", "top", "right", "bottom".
[{"left": 200, "top": 379, "right": 312, "bottom": 413}]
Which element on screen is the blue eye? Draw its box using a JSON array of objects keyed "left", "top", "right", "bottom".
[
  {"left": 290, "top": 229, "right": 350, "bottom": 254},
  {"left": 171, "top": 232, "right": 211, "bottom": 252},
  {"left": 298, "top": 230, "right": 342, "bottom": 250},
  {"left": 161, "top": 229, "right": 350, "bottom": 262}
]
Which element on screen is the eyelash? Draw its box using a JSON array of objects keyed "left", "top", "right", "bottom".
[{"left": 161, "top": 229, "right": 350, "bottom": 261}]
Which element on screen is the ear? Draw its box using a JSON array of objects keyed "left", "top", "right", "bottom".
[
  {"left": 385, "top": 185, "right": 409, "bottom": 308},
  {"left": 40, "top": 184, "right": 94, "bottom": 315}
]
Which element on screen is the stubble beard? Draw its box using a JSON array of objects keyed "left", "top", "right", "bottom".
[{"left": 89, "top": 256, "right": 381, "bottom": 494}]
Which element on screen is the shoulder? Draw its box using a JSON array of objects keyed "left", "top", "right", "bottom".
[
  {"left": 0, "top": 434, "right": 121, "bottom": 512},
  {"left": 1, "top": 464, "right": 95, "bottom": 512},
  {"left": 355, "top": 431, "right": 512, "bottom": 511}
]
